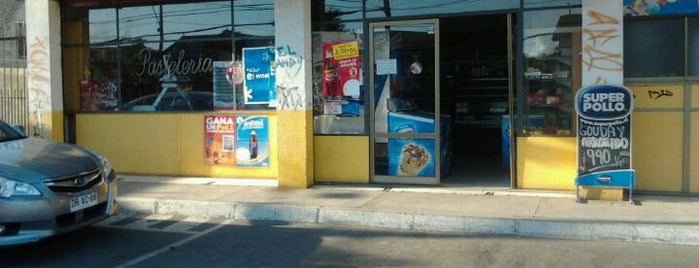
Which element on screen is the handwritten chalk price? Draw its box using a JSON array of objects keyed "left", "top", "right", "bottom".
[{"left": 586, "top": 149, "right": 611, "bottom": 166}]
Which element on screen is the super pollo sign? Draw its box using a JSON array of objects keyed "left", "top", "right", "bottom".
[{"left": 575, "top": 84, "right": 633, "bottom": 175}]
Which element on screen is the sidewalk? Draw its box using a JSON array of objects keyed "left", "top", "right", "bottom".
[{"left": 116, "top": 175, "right": 699, "bottom": 246}]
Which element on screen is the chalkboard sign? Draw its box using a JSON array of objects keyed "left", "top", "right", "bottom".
[{"left": 575, "top": 85, "right": 633, "bottom": 176}]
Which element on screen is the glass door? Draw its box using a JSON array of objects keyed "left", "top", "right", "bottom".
[{"left": 369, "top": 19, "right": 441, "bottom": 184}]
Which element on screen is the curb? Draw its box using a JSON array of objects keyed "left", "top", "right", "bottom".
[{"left": 117, "top": 197, "right": 699, "bottom": 246}]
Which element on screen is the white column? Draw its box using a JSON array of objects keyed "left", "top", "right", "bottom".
[
  {"left": 581, "top": 0, "right": 624, "bottom": 86},
  {"left": 25, "top": 0, "right": 63, "bottom": 139},
  {"left": 274, "top": 0, "right": 312, "bottom": 111}
]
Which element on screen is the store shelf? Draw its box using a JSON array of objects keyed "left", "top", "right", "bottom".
[{"left": 523, "top": 54, "right": 576, "bottom": 137}]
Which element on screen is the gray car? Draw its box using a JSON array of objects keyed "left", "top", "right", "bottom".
[{"left": 0, "top": 119, "right": 119, "bottom": 247}]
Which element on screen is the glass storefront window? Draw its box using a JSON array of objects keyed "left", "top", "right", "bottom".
[
  {"left": 234, "top": 0, "right": 274, "bottom": 37},
  {"left": 89, "top": 9, "right": 116, "bottom": 45},
  {"left": 522, "top": 8, "right": 581, "bottom": 137},
  {"left": 312, "top": 3, "right": 365, "bottom": 135},
  {"left": 524, "top": 0, "right": 581, "bottom": 9},
  {"left": 624, "top": 18, "right": 684, "bottom": 78},
  {"left": 164, "top": 2, "right": 233, "bottom": 38},
  {"left": 690, "top": 18, "right": 699, "bottom": 76},
  {"left": 118, "top": 6, "right": 162, "bottom": 44},
  {"left": 365, "top": 0, "right": 518, "bottom": 18},
  {"left": 320, "top": 0, "right": 363, "bottom": 21},
  {"left": 67, "top": 1, "right": 278, "bottom": 113}
]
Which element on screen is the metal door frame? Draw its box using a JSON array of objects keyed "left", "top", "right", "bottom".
[{"left": 369, "top": 19, "right": 441, "bottom": 184}]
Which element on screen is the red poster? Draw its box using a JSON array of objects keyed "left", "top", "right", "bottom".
[
  {"left": 204, "top": 115, "right": 237, "bottom": 165},
  {"left": 321, "top": 41, "right": 361, "bottom": 98}
]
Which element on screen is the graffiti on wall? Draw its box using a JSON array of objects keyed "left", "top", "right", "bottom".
[
  {"left": 27, "top": 36, "right": 50, "bottom": 138},
  {"left": 275, "top": 45, "right": 306, "bottom": 110},
  {"left": 648, "top": 89, "right": 673, "bottom": 100},
  {"left": 582, "top": 3, "right": 624, "bottom": 85}
]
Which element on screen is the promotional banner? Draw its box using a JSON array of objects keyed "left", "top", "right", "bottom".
[
  {"left": 322, "top": 41, "right": 361, "bottom": 98},
  {"left": 204, "top": 115, "right": 237, "bottom": 166},
  {"left": 575, "top": 84, "right": 633, "bottom": 176},
  {"left": 624, "top": 0, "right": 699, "bottom": 16},
  {"left": 243, "top": 47, "right": 276, "bottom": 105},
  {"left": 235, "top": 116, "right": 269, "bottom": 167}
]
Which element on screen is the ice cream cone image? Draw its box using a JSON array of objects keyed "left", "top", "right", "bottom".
[{"left": 397, "top": 143, "right": 430, "bottom": 176}]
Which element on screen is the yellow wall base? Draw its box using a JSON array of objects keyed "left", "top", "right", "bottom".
[
  {"left": 277, "top": 110, "right": 313, "bottom": 188},
  {"left": 314, "top": 136, "right": 369, "bottom": 183},
  {"left": 76, "top": 113, "right": 277, "bottom": 179},
  {"left": 578, "top": 187, "right": 625, "bottom": 201}
]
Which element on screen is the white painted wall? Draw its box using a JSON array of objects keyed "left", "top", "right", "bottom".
[
  {"left": 24, "top": 0, "right": 62, "bottom": 138},
  {"left": 274, "top": 0, "right": 312, "bottom": 111}
]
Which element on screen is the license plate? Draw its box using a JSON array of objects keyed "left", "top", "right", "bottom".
[{"left": 70, "top": 192, "right": 98, "bottom": 212}]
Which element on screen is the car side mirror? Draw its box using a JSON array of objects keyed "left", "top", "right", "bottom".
[{"left": 12, "top": 125, "right": 26, "bottom": 135}]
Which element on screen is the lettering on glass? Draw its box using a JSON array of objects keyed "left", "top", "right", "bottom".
[{"left": 136, "top": 49, "right": 213, "bottom": 77}]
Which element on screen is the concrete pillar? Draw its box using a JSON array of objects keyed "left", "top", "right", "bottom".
[
  {"left": 25, "top": 0, "right": 63, "bottom": 141},
  {"left": 580, "top": 0, "right": 625, "bottom": 200},
  {"left": 582, "top": 0, "right": 624, "bottom": 86},
  {"left": 274, "top": 0, "right": 314, "bottom": 187}
]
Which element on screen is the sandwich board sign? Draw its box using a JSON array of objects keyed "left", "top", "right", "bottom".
[{"left": 574, "top": 84, "right": 635, "bottom": 202}]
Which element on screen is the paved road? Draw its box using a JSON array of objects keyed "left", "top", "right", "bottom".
[{"left": 2, "top": 212, "right": 698, "bottom": 267}]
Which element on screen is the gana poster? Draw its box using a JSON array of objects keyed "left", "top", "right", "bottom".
[{"left": 204, "top": 115, "right": 237, "bottom": 166}]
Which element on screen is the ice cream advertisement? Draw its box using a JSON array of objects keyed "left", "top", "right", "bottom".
[
  {"left": 624, "top": 0, "right": 699, "bottom": 16},
  {"left": 387, "top": 112, "right": 437, "bottom": 177}
]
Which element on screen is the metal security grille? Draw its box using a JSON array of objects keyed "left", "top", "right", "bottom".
[{"left": 0, "top": 0, "right": 28, "bottom": 128}]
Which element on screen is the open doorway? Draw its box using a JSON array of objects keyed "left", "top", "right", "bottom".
[{"left": 439, "top": 15, "right": 513, "bottom": 187}]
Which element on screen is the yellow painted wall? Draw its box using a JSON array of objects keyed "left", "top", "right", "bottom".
[
  {"left": 75, "top": 113, "right": 277, "bottom": 179},
  {"left": 630, "top": 85, "right": 684, "bottom": 109},
  {"left": 691, "top": 85, "right": 699, "bottom": 193},
  {"left": 516, "top": 137, "right": 577, "bottom": 190},
  {"left": 691, "top": 113, "right": 699, "bottom": 193},
  {"left": 631, "top": 113, "right": 683, "bottom": 191},
  {"left": 314, "top": 136, "right": 369, "bottom": 183},
  {"left": 50, "top": 111, "right": 64, "bottom": 142},
  {"left": 276, "top": 110, "right": 314, "bottom": 188},
  {"left": 628, "top": 85, "right": 685, "bottom": 192}
]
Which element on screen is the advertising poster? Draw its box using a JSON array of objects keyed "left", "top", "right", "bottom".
[
  {"left": 575, "top": 84, "right": 633, "bottom": 176},
  {"left": 243, "top": 47, "right": 276, "bottom": 105},
  {"left": 235, "top": 115, "right": 269, "bottom": 167},
  {"left": 624, "top": 0, "right": 699, "bottom": 16},
  {"left": 80, "top": 79, "right": 119, "bottom": 111},
  {"left": 204, "top": 115, "right": 237, "bottom": 166},
  {"left": 212, "top": 61, "right": 236, "bottom": 110},
  {"left": 322, "top": 41, "right": 361, "bottom": 98}
]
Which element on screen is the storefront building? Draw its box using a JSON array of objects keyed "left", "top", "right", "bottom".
[{"left": 14, "top": 0, "right": 699, "bottom": 196}]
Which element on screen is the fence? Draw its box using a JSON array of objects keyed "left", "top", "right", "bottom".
[{"left": 0, "top": 0, "right": 28, "bottom": 128}]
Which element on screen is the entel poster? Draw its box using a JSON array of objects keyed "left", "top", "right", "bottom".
[
  {"left": 235, "top": 116, "right": 269, "bottom": 167},
  {"left": 243, "top": 46, "right": 277, "bottom": 105},
  {"left": 204, "top": 115, "right": 237, "bottom": 166}
]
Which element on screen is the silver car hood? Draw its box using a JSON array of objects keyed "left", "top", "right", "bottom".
[{"left": 0, "top": 137, "right": 100, "bottom": 183}]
